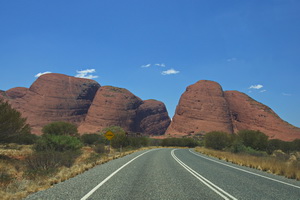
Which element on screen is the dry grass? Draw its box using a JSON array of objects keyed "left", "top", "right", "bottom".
[
  {"left": 195, "top": 147, "right": 300, "bottom": 180},
  {"left": 0, "top": 144, "right": 159, "bottom": 200}
]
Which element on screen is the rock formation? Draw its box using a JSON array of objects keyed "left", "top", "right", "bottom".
[
  {"left": 2, "top": 73, "right": 170, "bottom": 135},
  {"left": 78, "top": 87, "right": 171, "bottom": 135},
  {"left": 135, "top": 100, "right": 171, "bottom": 135},
  {"left": 166, "top": 80, "right": 300, "bottom": 141},
  {"left": 166, "top": 80, "right": 233, "bottom": 136},
  {"left": 3, "top": 74, "right": 299, "bottom": 140},
  {"left": 78, "top": 86, "right": 143, "bottom": 133},
  {"left": 224, "top": 91, "right": 300, "bottom": 141},
  {"left": 4, "top": 73, "right": 100, "bottom": 134}
]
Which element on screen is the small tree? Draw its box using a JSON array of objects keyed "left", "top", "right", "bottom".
[
  {"left": 204, "top": 131, "right": 230, "bottom": 150},
  {"left": 101, "top": 126, "right": 129, "bottom": 148},
  {"left": 238, "top": 130, "right": 268, "bottom": 151},
  {"left": 42, "top": 121, "right": 78, "bottom": 137},
  {"left": 81, "top": 133, "right": 105, "bottom": 145},
  {"left": 34, "top": 134, "right": 83, "bottom": 152},
  {"left": 0, "top": 99, "right": 31, "bottom": 143}
]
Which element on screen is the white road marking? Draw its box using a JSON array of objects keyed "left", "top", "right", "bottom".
[
  {"left": 81, "top": 149, "right": 158, "bottom": 200},
  {"left": 189, "top": 149, "right": 300, "bottom": 189},
  {"left": 171, "top": 149, "right": 237, "bottom": 200}
]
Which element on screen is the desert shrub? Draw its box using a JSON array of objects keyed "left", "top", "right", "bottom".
[
  {"left": 42, "top": 121, "right": 78, "bottom": 137},
  {"left": 34, "top": 134, "right": 83, "bottom": 152},
  {"left": 267, "top": 139, "right": 285, "bottom": 154},
  {"left": 149, "top": 139, "right": 162, "bottom": 146},
  {"left": 94, "top": 144, "right": 106, "bottom": 154},
  {"left": 161, "top": 137, "right": 198, "bottom": 147},
  {"left": 25, "top": 150, "right": 81, "bottom": 177},
  {"left": 237, "top": 130, "right": 268, "bottom": 151},
  {"left": 10, "top": 133, "right": 39, "bottom": 144},
  {"left": 81, "top": 133, "right": 105, "bottom": 145},
  {"left": 0, "top": 98, "right": 31, "bottom": 143},
  {"left": 204, "top": 131, "right": 230, "bottom": 150},
  {"left": 0, "top": 170, "right": 13, "bottom": 186},
  {"left": 242, "top": 146, "right": 268, "bottom": 157},
  {"left": 128, "top": 137, "right": 150, "bottom": 148},
  {"left": 292, "top": 139, "right": 300, "bottom": 151},
  {"left": 230, "top": 139, "right": 246, "bottom": 153},
  {"left": 101, "top": 126, "right": 130, "bottom": 148}
]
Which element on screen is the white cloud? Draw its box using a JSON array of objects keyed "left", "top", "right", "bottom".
[
  {"left": 227, "top": 58, "right": 237, "bottom": 62},
  {"left": 141, "top": 64, "right": 151, "bottom": 68},
  {"left": 282, "top": 93, "right": 292, "bottom": 96},
  {"left": 161, "top": 68, "right": 180, "bottom": 75},
  {"left": 75, "top": 69, "right": 98, "bottom": 79},
  {"left": 249, "top": 84, "right": 263, "bottom": 90},
  {"left": 260, "top": 90, "right": 267, "bottom": 93},
  {"left": 35, "top": 71, "right": 52, "bottom": 77},
  {"left": 155, "top": 63, "right": 166, "bottom": 67}
]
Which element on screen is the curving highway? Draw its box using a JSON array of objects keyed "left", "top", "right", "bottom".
[{"left": 26, "top": 148, "right": 300, "bottom": 200}]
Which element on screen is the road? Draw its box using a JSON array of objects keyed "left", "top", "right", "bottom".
[{"left": 26, "top": 148, "right": 300, "bottom": 200}]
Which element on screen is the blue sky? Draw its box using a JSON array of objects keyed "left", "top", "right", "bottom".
[{"left": 1, "top": 0, "right": 299, "bottom": 127}]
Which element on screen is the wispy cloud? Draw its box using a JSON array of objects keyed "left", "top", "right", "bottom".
[
  {"left": 282, "top": 93, "right": 292, "bottom": 96},
  {"left": 155, "top": 63, "right": 166, "bottom": 67},
  {"left": 161, "top": 68, "right": 180, "bottom": 75},
  {"left": 75, "top": 69, "right": 98, "bottom": 79},
  {"left": 260, "top": 90, "right": 267, "bottom": 93},
  {"left": 249, "top": 84, "right": 263, "bottom": 90},
  {"left": 227, "top": 58, "right": 237, "bottom": 62},
  {"left": 141, "top": 64, "right": 151, "bottom": 68},
  {"left": 35, "top": 71, "right": 52, "bottom": 77}
]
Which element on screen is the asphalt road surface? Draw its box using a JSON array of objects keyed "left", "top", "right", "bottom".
[{"left": 26, "top": 148, "right": 300, "bottom": 200}]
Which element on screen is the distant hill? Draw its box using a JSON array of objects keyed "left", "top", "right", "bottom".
[
  {"left": 166, "top": 80, "right": 300, "bottom": 141},
  {"left": 1, "top": 73, "right": 171, "bottom": 135},
  {"left": 2, "top": 76, "right": 299, "bottom": 141}
]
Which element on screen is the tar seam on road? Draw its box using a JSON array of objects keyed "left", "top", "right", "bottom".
[
  {"left": 80, "top": 149, "right": 158, "bottom": 200},
  {"left": 171, "top": 149, "right": 237, "bottom": 200},
  {"left": 189, "top": 149, "right": 300, "bottom": 189}
]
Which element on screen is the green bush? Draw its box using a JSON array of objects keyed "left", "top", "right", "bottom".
[
  {"left": 81, "top": 133, "right": 105, "bottom": 145},
  {"left": 266, "top": 139, "right": 300, "bottom": 154},
  {"left": 230, "top": 139, "right": 246, "bottom": 153},
  {"left": 0, "top": 171, "right": 13, "bottom": 186},
  {"left": 238, "top": 130, "right": 268, "bottom": 151},
  {"left": 34, "top": 135, "right": 83, "bottom": 152},
  {"left": 42, "top": 121, "right": 78, "bottom": 137},
  {"left": 292, "top": 139, "right": 300, "bottom": 151},
  {"left": 25, "top": 150, "right": 81, "bottom": 177},
  {"left": 10, "top": 133, "right": 39, "bottom": 145},
  {"left": 94, "top": 144, "right": 106, "bottom": 154},
  {"left": 161, "top": 137, "right": 198, "bottom": 147},
  {"left": 204, "top": 131, "right": 230, "bottom": 150},
  {"left": 101, "top": 126, "right": 130, "bottom": 148},
  {"left": 128, "top": 137, "right": 150, "bottom": 148},
  {"left": 149, "top": 138, "right": 162, "bottom": 146},
  {"left": 0, "top": 98, "right": 31, "bottom": 143},
  {"left": 243, "top": 146, "right": 268, "bottom": 157}
]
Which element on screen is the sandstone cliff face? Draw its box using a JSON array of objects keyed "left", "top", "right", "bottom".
[
  {"left": 78, "top": 87, "right": 171, "bottom": 135},
  {"left": 225, "top": 91, "right": 300, "bottom": 141},
  {"left": 5, "top": 73, "right": 100, "bottom": 134},
  {"left": 2, "top": 73, "right": 170, "bottom": 135},
  {"left": 166, "top": 80, "right": 300, "bottom": 141},
  {"left": 0, "top": 90, "right": 6, "bottom": 99},
  {"left": 165, "top": 80, "right": 233, "bottom": 136},
  {"left": 135, "top": 100, "right": 171, "bottom": 135},
  {"left": 6, "top": 87, "right": 28, "bottom": 99},
  {"left": 78, "top": 86, "right": 143, "bottom": 133}
]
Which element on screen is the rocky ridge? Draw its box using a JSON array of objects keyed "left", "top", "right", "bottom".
[
  {"left": 2, "top": 73, "right": 171, "bottom": 135},
  {"left": 166, "top": 80, "right": 300, "bottom": 141}
]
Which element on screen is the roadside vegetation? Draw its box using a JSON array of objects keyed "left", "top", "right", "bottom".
[
  {"left": 195, "top": 130, "right": 300, "bottom": 180},
  {"left": 1, "top": 98, "right": 299, "bottom": 199},
  {"left": 0, "top": 99, "right": 166, "bottom": 199}
]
